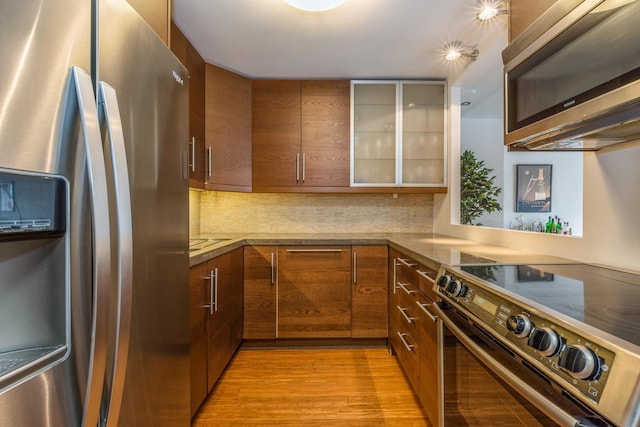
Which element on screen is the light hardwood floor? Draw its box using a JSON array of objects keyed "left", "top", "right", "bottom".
[{"left": 192, "top": 347, "right": 428, "bottom": 426}]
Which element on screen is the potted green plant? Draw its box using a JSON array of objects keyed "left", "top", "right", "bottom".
[{"left": 460, "top": 149, "right": 502, "bottom": 225}]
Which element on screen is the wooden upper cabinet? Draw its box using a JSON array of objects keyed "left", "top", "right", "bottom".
[
  {"left": 205, "top": 64, "right": 252, "bottom": 191},
  {"left": 252, "top": 80, "right": 302, "bottom": 188},
  {"left": 509, "top": 0, "right": 558, "bottom": 42},
  {"left": 127, "top": 0, "right": 169, "bottom": 45},
  {"left": 252, "top": 80, "right": 350, "bottom": 191},
  {"left": 169, "top": 23, "right": 206, "bottom": 187},
  {"left": 301, "top": 81, "right": 350, "bottom": 188}
]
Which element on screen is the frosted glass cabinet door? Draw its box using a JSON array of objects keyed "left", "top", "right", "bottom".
[
  {"left": 351, "top": 83, "right": 397, "bottom": 184},
  {"left": 350, "top": 80, "right": 447, "bottom": 187},
  {"left": 402, "top": 82, "right": 446, "bottom": 185}
]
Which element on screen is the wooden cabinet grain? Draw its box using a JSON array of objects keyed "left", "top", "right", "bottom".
[
  {"left": 388, "top": 248, "right": 440, "bottom": 426},
  {"left": 127, "top": 0, "right": 169, "bottom": 45},
  {"left": 188, "top": 262, "right": 209, "bottom": 417},
  {"left": 351, "top": 245, "right": 388, "bottom": 338},
  {"left": 169, "top": 23, "right": 206, "bottom": 187},
  {"left": 189, "top": 248, "right": 243, "bottom": 415},
  {"left": 252, "top": 80, "right": 350, "bottom": 191},
  {"left": 243, "top": 246, "right": 277, "bottom": 339},
  {"left": 277, "top": 246, "right": 352, "bottom": 338},
  {"left": 205, "top": 64, "right": 252, "bottom": 191}
]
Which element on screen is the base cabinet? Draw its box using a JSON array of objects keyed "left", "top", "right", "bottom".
[
  {"left": 389, "top": 248, "right": 440, "bottom": 426},
  {"left": 189, "top": 248, "right": 243, "bottom": 415},
  {"left": 278, "top": 246, "right": 352, "bottom": 338},
  {"left": 243, "top": 245, "right": 388, "bottom": 340},
  {"left": 243, "top": 246, "right": 277, "bottom": 339},
  {"left": 352, "top": 245, "right": 388, "bottom": 338}
]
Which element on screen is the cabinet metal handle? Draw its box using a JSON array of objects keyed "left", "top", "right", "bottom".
[
  {"left": 296, "top": 153, "right": 300, "bottom": 182},
  {"left": 397, "top": 282, "right": 417, "bottom": 295},
  {"left": 206, "top": 268, "right": 218, "bottom": 315},
  {"left": 207, "top": 146, "right": 212, "bottom": 178},
  {"left": 393, "top": 259, "right": 399, "bottom": 294},
  {"left": 270, "top": 252, "right": 275, "bottom": 285},
  {"left": 397, "top": 332, "right": 415, "bottom": 352},
  {"left": 397, "top": 258, "right": 416, "bottom": 267},
  {"left": 302, "top": 152, "right": 306, "bottom": 183},
  {"left": 416, "top": 301, "right": 438, "bottom": 323},
  {"left": 397, "top": 305, "right": 416, "bottom": 324},
  {"left": 285, "top": 249, "right": 343, "bottom": 253},
  {"left": 189, "top": 137, "right": 196, "bottom": 172},
  {"left": 353, "top": 251, "right": 357, "bottom": 283},
  {"left": 417, "top": 270, "right": 435, "bottom": 284}
]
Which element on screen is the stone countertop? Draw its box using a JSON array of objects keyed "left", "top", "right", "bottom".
[{"left": 189, "top": 233, "right": 577, "bottom": 268}]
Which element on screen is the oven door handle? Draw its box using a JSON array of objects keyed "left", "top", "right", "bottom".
[{"left": 435, "top": 304, "right": 584, "bottom": 427}]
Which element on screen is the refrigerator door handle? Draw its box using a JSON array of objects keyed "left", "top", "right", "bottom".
[
  {"left": 71, "top": 66, "right": 111, "bottom": 427},
  {"left": 98, "top": 81, "right": 134, "bottom": 427}
]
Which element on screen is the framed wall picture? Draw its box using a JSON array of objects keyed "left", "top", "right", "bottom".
[{"left": 516, "top": 164, "right": 552, "bottom": 212}]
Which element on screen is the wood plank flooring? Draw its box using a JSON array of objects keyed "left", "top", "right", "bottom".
[{"left": 192, "top": 347, "right": 428, "bottom": 426}]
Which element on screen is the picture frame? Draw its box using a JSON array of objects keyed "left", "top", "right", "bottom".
[{"left": 516, "top": 164, "right": 552, "bottom": 213}]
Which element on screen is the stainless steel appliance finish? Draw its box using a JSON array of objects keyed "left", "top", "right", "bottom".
[
  {"left": 435, "top": 263, "right": 640, "bottom": 426},
  {"left": 0, "top": 0, "right": 190, "bottom": 426},
  {"left": 503, "top": 0, "right": 640, "bottom": 151}
]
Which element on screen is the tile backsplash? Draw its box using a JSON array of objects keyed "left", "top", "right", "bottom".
[{"left": 191, "top": 190, "right": 434, "bottom": 235}]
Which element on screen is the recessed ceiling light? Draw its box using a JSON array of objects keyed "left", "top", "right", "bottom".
[{"left": 283, "top": 0, "right": 347, "bottom": 12}]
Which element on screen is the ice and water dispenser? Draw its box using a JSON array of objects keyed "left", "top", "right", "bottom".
[{"left": 0, "top": 169, "right": 68, "bottom": 391}]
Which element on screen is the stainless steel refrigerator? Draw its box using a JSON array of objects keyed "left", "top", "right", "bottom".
[{"left": 0, "top": 0, "right": 190, "bottom": 426}]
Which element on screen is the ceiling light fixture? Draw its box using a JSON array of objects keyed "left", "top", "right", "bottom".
[
  {"left": 283, "top": 0, "right": 347, "bottom": 12},
  {"left": 444, "top": 41, "right": 479, "bottom": 61},
  {"left": 476, "top": 0, "right": 508, "bottom": 21}
]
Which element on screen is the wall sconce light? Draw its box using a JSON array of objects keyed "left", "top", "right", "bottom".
[
  {"left": 283, "top": 0, "right": 347, "bottom": 12},
  {"left": 444, "top": 41, "right": 479, "bottom": 61},
  {"left": 476, "top": 0, "right": 508, "bottom": 21}
]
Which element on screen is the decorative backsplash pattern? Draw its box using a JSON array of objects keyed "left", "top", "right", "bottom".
[{"left": 191, "top": 190, "right": 434, "bottom": 235}]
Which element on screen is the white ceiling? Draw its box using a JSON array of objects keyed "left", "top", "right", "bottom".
[{"left": 172, "top": 0, "right": 508, "bottom": 118}]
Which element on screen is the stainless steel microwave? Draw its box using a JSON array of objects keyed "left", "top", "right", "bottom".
[{"left": 503, "top": 0, "right": 640, "bottom": 150}]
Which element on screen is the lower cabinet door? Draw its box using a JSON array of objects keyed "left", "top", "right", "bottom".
[
  {"left": 416, "top": 292, "right": 439, "bottom": 427},
  {"left": 278, "top": 246, "right": 351, "bottom": 338},
  {"left": 189, "top": 262, "right": 209, "bottom": 416},
  {"left": 243, "top": 246, "right": 277, "bottom": 339}
]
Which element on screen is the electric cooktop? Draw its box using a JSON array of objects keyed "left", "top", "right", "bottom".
[{"left": 458, "top": 263, "right": 640, "bottom": 348}]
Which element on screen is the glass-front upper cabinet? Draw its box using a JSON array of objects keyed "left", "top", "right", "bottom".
[{"left": 351, "top": 80, "right": 447, "bottom": 187}]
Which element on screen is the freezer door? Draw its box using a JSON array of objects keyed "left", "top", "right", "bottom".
[
  {"left": 97, "top": 0, "right": 190, "bottom": 426},
  {"left": 0, "top": 2, "right": 100, "bottom": 427}
]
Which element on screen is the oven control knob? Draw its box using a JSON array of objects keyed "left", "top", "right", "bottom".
[
  {"left": 558, "top": 345, "right": 601, "bottom": 380},
  {"left": 436, "top": 274, "right": 450, "bottom": 288},
  {"left": 445, "top": 279, "right": 466, "bottom": 298},
  {"left": 506, "top": 314, "right": 533, "bottom": 338},
  {"left": 527, "top": 327, "right": 562, "bottom": 357}
]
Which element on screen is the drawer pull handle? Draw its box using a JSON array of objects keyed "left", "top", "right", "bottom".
[
  {"left": 416, "top": 301, "right": 438, "bottom": 323},
  {"left": 397, "top": 282, "right": 417, "bottom": 295},
  {"left": 397, "top": 258, "right": 416, "bottom": 267},
  {"left": 397, "top": 332, "right": 415, "bottom": 352},
  {"left": 397, "top": 305, "right": 416, "bottom": 324},
  {"left": 285, "top": 249, "right": 342, "bottom": 253},
  {"left": 417, "top": 270, "right": 435, "bottom": 284}
]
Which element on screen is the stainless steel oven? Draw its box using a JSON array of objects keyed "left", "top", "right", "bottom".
[
  {"left": 434, "top": 264, "right": 640, "bottom": 427},
  {"left": 436, "top": 302, "right": 605, "bottom": 426}
]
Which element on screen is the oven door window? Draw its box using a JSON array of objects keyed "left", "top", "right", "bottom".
[{"left": 441, "top": 309, "right": 606, "bottom": 426}]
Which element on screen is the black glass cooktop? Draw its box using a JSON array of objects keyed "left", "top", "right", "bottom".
[{"left": 459, "top": 264, "right": 640, "bottom": 347}]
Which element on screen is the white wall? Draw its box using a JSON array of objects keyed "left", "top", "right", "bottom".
[
  {"left": 461, "top": 117, "right": 504, "bottom": 228},
  {"left": 435, "top": 87, "right": 640, "bottom": 273}
]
